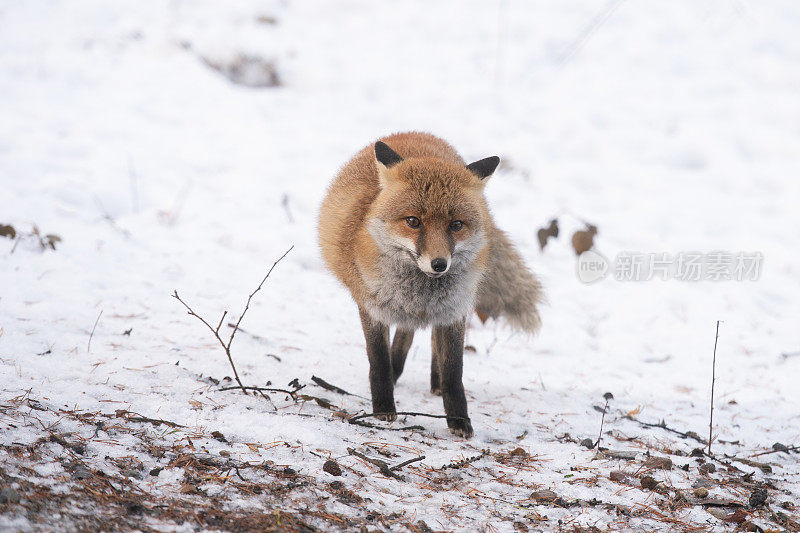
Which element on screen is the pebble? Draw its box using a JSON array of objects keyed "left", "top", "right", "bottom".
[
  {"left": 693, "top": 478, "right": 714, "bottom": 489},
  {"left": 580, "top": 438, "right": 594, "bottom": 449},
  {"left": 693, "top": 487, "right": 709, "bottom": 498},
  {"left": 640, "top": 475, "right": 658, "bottom": 490},
  {"left": 71, "top": 465, "right": 91, "bottom": 480},
  {"left": 121, "top": 469, "right": 142, "bottom": 479},
  {"left": 510, "top": 447, "right": 528, "bottom": 457},
  {"left": 323, "top": 459, "right": 342, "bottom": 477},
  {"left": 0, "top": 487, "right": 20, "bottom": 504},
  {"left": 707, "top": 508, "right": 727, "bottom": 520},
  {"left": 531, "top": 489, "right": 557, "bottom": 502},
  {"left": 609, "top": 471, "right": 629, "bottom": 483},
  {"left": 748, "top": 487, "right": 768, "bottom": 508},
  {"left": 644, "top": 456, "right": 673, "bottom": 470},
  {"left": 699, "top": 463, "right": 716, "bottom": 475}
]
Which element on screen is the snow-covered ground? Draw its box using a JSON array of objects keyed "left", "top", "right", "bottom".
[{"left": 1, "top": 1, "right": 799, "bottom": 531}]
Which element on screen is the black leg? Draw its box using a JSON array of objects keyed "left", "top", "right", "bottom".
[
  {"left": 430, "top": 331, "right": 441, "bottom": 395},
  {"left": 358, "top": 307, "right": 396, "bottom": 421},
  {"left": 432, "top": 319, "right": 473, "bottom": 438},
  {"left": 391, "top": 328, "right": 415, "bottom": 384}
]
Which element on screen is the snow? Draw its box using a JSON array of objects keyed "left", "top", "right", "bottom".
[{"left": 1, "top": 0, "right": 799, "bottom": 531}]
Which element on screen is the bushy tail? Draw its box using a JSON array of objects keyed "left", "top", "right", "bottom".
[{"left": 476, "top": 228, "right": 543, "bottom": 333}]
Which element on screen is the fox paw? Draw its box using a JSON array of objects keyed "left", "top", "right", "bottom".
[
  {"left": 448, "top": 418, "right": 473, "bottom": 439},
  {"left": 373, "top": 408, "right": 397, "bottom": 422}
]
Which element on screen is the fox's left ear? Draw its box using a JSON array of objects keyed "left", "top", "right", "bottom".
[{"left": 466, "top": 156, "right": 500, "bottom": 181}]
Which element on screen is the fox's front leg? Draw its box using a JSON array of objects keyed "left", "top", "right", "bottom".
[
  {"left": 391, "top": 329, "right": 415, "bottom": 384},
  {"left": 432, "top": 319, "right": 473, "bottom": 438},
  {"left": 358, "top": 307, "right": 396, "bottom": 421}
]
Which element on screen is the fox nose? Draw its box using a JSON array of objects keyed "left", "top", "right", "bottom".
[{"left": 431, "top": 257, "right": 448, "bottom": 273}]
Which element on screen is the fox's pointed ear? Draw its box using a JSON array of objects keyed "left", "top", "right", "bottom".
[
  {"left": 375, "top": 141, "right": 403, "bottom": 168},
  {"left": 466, "top": 156, "right": 500, "bottom": 180},
  {"left": 375, "top": 141, "right": 403, "bottom": 188}
]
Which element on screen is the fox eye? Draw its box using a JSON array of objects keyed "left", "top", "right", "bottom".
[
  {"left": 405, "top": 216, "right": 421, "bottom": 228},
  {"left": 449, "top": 220, "right": 464, "bottom": 232}
]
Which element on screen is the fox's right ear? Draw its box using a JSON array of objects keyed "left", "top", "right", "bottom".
[{"left": 374, "top": 141, "right": 403, "bottom": 188}]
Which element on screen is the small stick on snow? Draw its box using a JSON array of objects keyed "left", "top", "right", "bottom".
[
  {"left": 390, "top": 455, "right": 425, "bottom": 471},
  {"left": 218, "top": 384, "right": 304, "bottom": 400},
  {"left": 439, "top": 450, "right": 490, "bottom": 470},
  {"left": 708, "top": 320, "right": 721, "bottom": 456},
  {"left": 172, "top": 245, "right": 293, "bottom": 395},
  {"left": 594, "top": 392, "right": 613, "bottom": 449},
  {"left": 348, "top": 411, "right": 470, "bottom": 423},
  {"left": 347, "top": 447, "right": 404, "bottom": 480},
  {"left": 87, "top": 310, "right": 103, "bottom": 353},
  {"left": 311, "top": 376, "right": 367, "bottom": 399}
]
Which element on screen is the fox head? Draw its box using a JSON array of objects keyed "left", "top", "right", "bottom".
[{"left": 367, "top": 141, "right": 499, "bottom": 278}]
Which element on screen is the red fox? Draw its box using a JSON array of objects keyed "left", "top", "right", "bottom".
[{"left": 318, "top": 132, "right": 542, "bottom": 438}]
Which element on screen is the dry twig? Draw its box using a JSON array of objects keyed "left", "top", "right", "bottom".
[
  {"left": 709, "top": 320, "right": 721, "bottom": 455},
  {"left": 311, "top": 375, "right": 363, "bottom": 398},
  {"left": 172, "top": 246, "right": 293, "bottom": 394},
  {"left": 348, "top": 411, "right": 469, "bottom": 423},
  {"left": 390, "top": 455, "right": 425, "bottom": 471},
  {"left": 87, "top": 310, "right": 103, "bottom": 353},
  {"left": 439, "top": 450, "right": 490, "bottom": 470},
  {"left": 347, "top": 447, "right": 405, "bottom": 480},
  {"left": 595, "top": 392, "right": 613, "bottom": 448}
]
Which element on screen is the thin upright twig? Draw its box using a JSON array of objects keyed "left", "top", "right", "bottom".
[
  {"left": 595, "top": 393, "right": 613, "bottom": 449},
  {"left": 172, "top": 245, "right": 293, "bottom": 395},
  {"left": 709, "top": 320, "right": 721, "bottom": 456},
  {"left": 226, "top": 246, "right": 294, "bottom": 355},
  {"left": 557, "top": 0, "right": 625, "bottom": 66},
  {"left": 87, "top": 310, "right": 104, "bottom": 353}
]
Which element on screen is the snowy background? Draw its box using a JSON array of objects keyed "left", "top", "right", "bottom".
[{"left": 1, "top": 1, "right": 799, "bottom": 531}]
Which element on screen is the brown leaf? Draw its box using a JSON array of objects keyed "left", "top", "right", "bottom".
[
  {"left": 0, "top": 224, "right": 16, "bottom": 239},
  {"left": 571, "top": 224, "right": 598, "bottom": 255}
]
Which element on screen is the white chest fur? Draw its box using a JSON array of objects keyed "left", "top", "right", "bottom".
[{"left": 362, "top": 220, "right": 485, "bottom": 329}]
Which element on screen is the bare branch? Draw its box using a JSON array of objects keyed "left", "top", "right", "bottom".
[
  {"left": 390, "top": 455, "right": 425, "bottom": 471},
  {"left": 348, "top": 411, "right": 469, "bottom": 423},
  {"left": 87, "top": 310, "right": 103, "bottom": 353},
  {"left": 215, "top": 310, "right": 228, "bottom": 334},
  {"left": 226, "top": 246, "right": 294, "bottom": 353},
  {"left": 709, "top": 320, "right": 721, "bottom": 455},
  {"left": 594, "top": 394, "right": 612, "bottom": 449},
  {"left": 218, "top": 384, "right": 304, "bottom": 400},
  {"left": 171, "top": 245, "right": 294, "bottom": 395},
  {"left": 347, "top": 447, "right": 405, "bottom": 480},
  {"left": 172, "top": 289, "right": 248, "bottom": 394}
]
